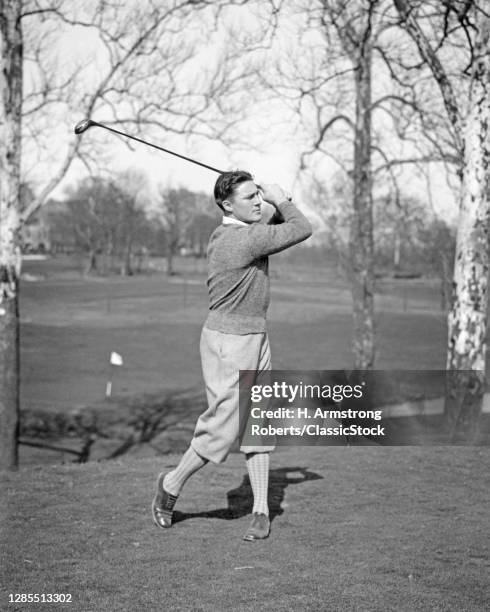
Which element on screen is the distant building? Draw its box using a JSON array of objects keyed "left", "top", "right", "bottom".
[
  {"left": 22, "top": 209, "right": 50, "bottom": 253},
  {"left": 21, "top": 199, "right": 75, "bottom": 253}
]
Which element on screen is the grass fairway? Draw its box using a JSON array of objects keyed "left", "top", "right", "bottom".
[
  {"left": 9, "top": 257, "right": 488, "bottom": 610},
  {"left": 20, "top": 256, "right": 451, "bottom": 416},
  {"left": 1, "top": 447, "right": 488, "bottom": 611}
]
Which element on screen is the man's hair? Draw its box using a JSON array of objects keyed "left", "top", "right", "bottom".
[{"left": 214, "top": 170, "right": 253, "bottom": 211}]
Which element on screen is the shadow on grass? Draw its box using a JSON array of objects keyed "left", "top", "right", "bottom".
[{"left": 173, "top": 466, "right": 323, "bottom": 526}]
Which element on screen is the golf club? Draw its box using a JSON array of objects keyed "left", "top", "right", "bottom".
[{"left": 74, "top": 119, "right": 225, "bottom": 174}]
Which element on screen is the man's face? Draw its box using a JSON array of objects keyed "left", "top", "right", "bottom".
[{"left": 224, "top": 180, "right": 262, "bottom": 224}]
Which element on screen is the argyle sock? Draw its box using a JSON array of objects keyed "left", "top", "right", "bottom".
[
  {"left": 246, "top": 452, "right": 270, "bottom": 516},
  {"left": 163, "top": 445, "right": 208, "bottom": 496}
]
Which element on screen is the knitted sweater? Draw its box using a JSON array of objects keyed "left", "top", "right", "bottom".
[{"left": 204, "top": 200, "right": 312, "bottom": 334}]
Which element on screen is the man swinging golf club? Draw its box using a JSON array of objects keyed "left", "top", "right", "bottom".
[{"left": 152, "top": 170, "right": 312, "bottom": 541}]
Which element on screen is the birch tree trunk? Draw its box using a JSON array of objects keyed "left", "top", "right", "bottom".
[
  {"left": 445, "top": 12, "right": 490, "bottom": 442},
  {"left": 394, "top": 0, "right": 490, "bottom": 441},
  {"left": 0, "top": 0, "right": 23, "bottom": 469}
]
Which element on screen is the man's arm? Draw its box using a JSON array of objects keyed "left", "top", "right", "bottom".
[
  {"left": 259, "top": 200, "right": 284, "bottom": 225},
  {"left": 248, "top": 184, "right": 312, "bottom": 259},
  {"left": 265, "top": 209, "right": 284, "bottom": 225}
]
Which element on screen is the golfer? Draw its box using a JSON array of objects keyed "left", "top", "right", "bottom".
[{"left": 152, "top": 170, "right": 312, "bottom": 541}]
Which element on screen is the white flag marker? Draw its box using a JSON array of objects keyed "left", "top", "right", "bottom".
[
  {"left": 110, "top": 351, "right": 123, "bottom": 366},
  {"left": 106, "top": 351, "right": 123, "bottom": 398}
]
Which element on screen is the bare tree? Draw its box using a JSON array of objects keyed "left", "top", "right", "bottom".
[
  {"left": 394, "top": 0, "right": 490, "bottom": 440},
  {"left": 418, "top": 219, "right": 456, "bottom": 311},
  {"left": 0, "top": 0, "right": 265, "bottom": 469},
  {"left": 0, "top": 0, "right": 23, "bottom": 469},
  {"left": 114, "top": 170, "right": 153, "bottom": 276},
  {"left": 52, "top": 175, "right": 151, "bottom": 275},
  {"left": 326, "top": 0, "right": 379, "bottom": 369},
  {"left": 252, "top": 0, "right": 480, "bottom": 383},
  {"left": 183, "top": 194, "right": 220, "bottom": 257},
  {"left": 261, "top": 0, "right": 386, "bottom": 368},
  {"left": 155, "top": 187, "right": 200, "bottom": 275}
]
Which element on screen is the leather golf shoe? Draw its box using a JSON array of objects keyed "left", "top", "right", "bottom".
[
  {"left": 243, "top": 512, "right": 270, "bottom": 541},
  {"left": 151, "top": 472, "right": 178, "bottom": 529}
]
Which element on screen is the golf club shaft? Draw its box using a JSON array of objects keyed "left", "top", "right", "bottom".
[{"left": 86, "top": 121, "right": 225, "bottom": 174}]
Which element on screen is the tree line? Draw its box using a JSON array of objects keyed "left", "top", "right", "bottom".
[
  {"left": 34, "top": 168, "right": 456, "bottom": 288},
  {"left": 45, "top": 174, "right": 220, "bottom": 276}
]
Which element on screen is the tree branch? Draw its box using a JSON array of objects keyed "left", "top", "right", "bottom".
[
  {"left": 393, "top": 0, "right": 464, "bottom": 154},
  {"left": 300, "top": 113, "right": 354, "bottom": 169}
]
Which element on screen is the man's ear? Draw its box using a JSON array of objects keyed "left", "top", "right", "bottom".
[{"left": 222, "top": 199, "right": 233, "bottom": 214}]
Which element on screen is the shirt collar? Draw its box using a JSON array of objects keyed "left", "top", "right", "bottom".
[{"left": 222, "top": 216, "right": 248, "bottom": 227}]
